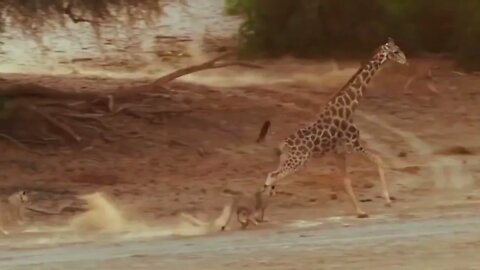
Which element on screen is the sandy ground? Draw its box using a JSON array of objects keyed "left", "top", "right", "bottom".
[
  {"left": 1, "top": 57, "right": 480, "bottom": 269},
  {"left": 0, "top": 1, "right": 480, "bottom": 269},
  {"left": 1, "top": 207, "right": 480, "bottom": 269}
]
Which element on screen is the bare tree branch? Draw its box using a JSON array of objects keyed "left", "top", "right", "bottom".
[
  {"left": 151, "top": 53, "right": 263, "bottom": 86},
  {"left": 0, "top": 133, "right": 39, "bottom": 154},
  {"left": 64, "top": 1, "right": 96, "bottom": 24},
  {"left": 30, "top": 106, "right": 83, "bottom": 142}
]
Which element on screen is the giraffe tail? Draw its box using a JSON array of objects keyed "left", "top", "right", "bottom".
[
  {"left": 256, "top": 120, "right": 271, "bottom": 143},
  {"left": 255, "top": 120, "right": 283, "bottom": 158}
]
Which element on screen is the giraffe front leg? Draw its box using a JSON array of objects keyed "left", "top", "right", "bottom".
[
  {"left": 334, "top": 153, "right": 368, "bottom": 218},
  {"left": 265, "top": 149, "right": 310, "bottom": 187}
]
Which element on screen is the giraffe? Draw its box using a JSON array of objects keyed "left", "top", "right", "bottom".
[{"left": 263, "top": 38, "right": 407, "bottom": 218}]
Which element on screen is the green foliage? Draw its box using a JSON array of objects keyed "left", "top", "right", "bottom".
[
  {"left": 453, "top": 1, "right": 480, "bottom": 71},
  {"left": 0, "top": 95, "right": 5, "bottom": 111},
  {"left": 224, "top": 0, "right": 245, "bottom": 15},
  {"left": 0, "top": 0, "right": 175, "bottom": 34},
  {"left": 228, "top": 0, "right": 480, "bottom": 70}
]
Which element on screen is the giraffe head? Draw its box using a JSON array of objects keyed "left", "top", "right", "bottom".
[{"left": 380, "top": 37, "right": 407, "bottom": 65}]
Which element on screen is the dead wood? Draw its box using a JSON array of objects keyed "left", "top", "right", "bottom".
[
  {"left": 0, "top": 53, "right": 261, "bottom": 100},
  {"left": 0, "top": 82, "right": 99, "bottom": 99},
  {"left": 64, "top": 1, "right": 97, "bottom": 24},
  {"left": 151, "top": 53, "right": 263, "bottom": 86},
  {"left": 30, "top": 106, "right": 82, "bottom": 142},
  {"left": 0, "top": 53, "right": 260, "bottom": 150},
  {"left": 0, "top": 132, "right": 40, "bottom": 154}
]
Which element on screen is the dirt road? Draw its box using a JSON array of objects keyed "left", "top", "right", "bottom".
[{"left": 1, "top": 209, "right": 479, "bottom": 270}]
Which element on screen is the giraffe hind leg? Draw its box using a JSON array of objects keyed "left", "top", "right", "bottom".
[
  {"left": 334, "top": 153, "right": 368, "bottom": 218},
  {"left": 359, "top": 148, "right": 392, "bottom": 207}
]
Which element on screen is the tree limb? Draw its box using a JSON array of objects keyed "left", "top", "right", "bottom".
[
  {"left": 0, "top": 133, "right": 39, "bottom": 154},
  {"left": 30, "top": 106, "right": 82, "bottom": 142},
  {"left": 64, "top": 1, "right": 96, "bottom": 24},
  {"left": 151, "top": 53, "right": 263, "bottom": 86}
]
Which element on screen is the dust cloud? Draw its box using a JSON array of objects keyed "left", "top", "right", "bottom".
[
  {"left": 68, "top": 192, "right": 229, "bottom": 238},
  {"left": 358, "top": 112, "right": 476, "bottom": 191},
  {"left": 69, "top": 192, "right": 133, "bottom": 233},
  {"left": 0, "top": 192, "right": 230, "bottom": 249}
]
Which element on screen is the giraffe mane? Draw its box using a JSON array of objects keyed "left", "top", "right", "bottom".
[{"left": 332, "top": 44, "right": 384, "bottom": 98}]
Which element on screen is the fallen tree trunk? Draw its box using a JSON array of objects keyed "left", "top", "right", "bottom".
[
  {"left": 0, "top": 53, "right": 262, "bottom": 99},
  {"left": 0, "top": 53, "right": 262, "bottom": 153}
]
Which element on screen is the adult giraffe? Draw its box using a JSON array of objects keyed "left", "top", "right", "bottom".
[{"left": 263, "top": 38, "right": 407, "bottom": 218}]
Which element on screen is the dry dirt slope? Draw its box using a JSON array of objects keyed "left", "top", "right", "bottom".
[
  {"left": 0, "top": 14, "right": 480, "bottom": 266},
  {"left": 0, "top": 58, "right": 479, "bottom": 225}
]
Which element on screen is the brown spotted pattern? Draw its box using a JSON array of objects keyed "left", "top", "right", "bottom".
[
  {"left": 263, "top": 38, "right": 408, "bottom": 217},
  {"left": 265, "top": 52, "right": 388, "bottom": 185}
]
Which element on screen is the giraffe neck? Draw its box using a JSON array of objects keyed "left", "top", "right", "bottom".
[{"left": 330, "top": 52, "right": 388, "bottom": 110}]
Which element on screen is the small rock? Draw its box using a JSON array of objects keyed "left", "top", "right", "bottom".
[
  {"left": 277, "top": 191, "right": 294, "bottom": 196},
  {"left": 466, "top": 194, "right": 478, "bottom": 200},
  {"left": 363, "top": 182, "right": 374, "bottom": 189},
  {"left": 377, "top": 195, "right": 398, "bottom": 201},
  {"left": 398, "top": 151, "right": 407, "bottom": 157},
  {"left": 329, "top": 193, "right": 338, "bottom": 200},
  {"left": 223, "top": 188, "right": 241, "bottom": 195},
  {"left": 71, "top": 172, "right": 119, "bottom": 186},
  {"left": 436, "top": 145, "right": 474, "bottom": 155}
]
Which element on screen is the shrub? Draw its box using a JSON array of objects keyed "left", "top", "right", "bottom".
[{"left": 228, "top": 0, "right": 480, "bottom": 70}]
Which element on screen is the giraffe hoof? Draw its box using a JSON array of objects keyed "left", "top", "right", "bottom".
[{"left": 356, "top": 213, "right": 369, "bottom": 219}]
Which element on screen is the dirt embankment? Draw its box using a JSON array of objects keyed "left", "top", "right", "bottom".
[{"left": 0, "top": 56, "right": 478, "bottom": 231}]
